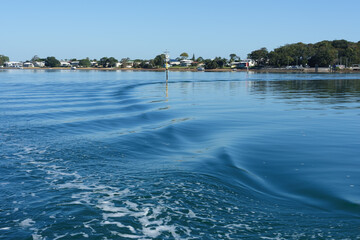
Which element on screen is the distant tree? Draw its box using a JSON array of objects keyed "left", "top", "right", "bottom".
[
  {"left": 308, "top": 43, "right": 337, "bottom": 67},
  {"left": 229, "top": 53, "right": 239, "bottom": 62},
  {"left": 45, "top": 56, "right": 60, "bottom": 67},
  {"left": 192, "top": 54, "right": 195, "bottom": 61},
  {"left": 79, "top": 58, "right": 91, "bottom": 67},
  {"left": 180, "top": 52, "right": 189, "bottom": 60},
  {"left": 153, "top": 54, "right": 166, "bottom": 67},
  {"left": 204, "top": 59, "right": 218, "bottom": 69},
  {"left": 196, "top": 57, "right": 204, "bottom": 63},
  {"left": 107, "top": 57, "right": 118, "bottom": 67},
  {"left": 99, "top": 57, "right": 108, "bottom": 67},
  {"left": 248, "top": 47, "right": 268, "bottom": 66},
  {"left": 31, "top": 55, "right": 40, "bottom": 62},
  {"left": 0, "top": 55, "right": 9, "bottom": 66},
  {"left": 214, "top": 57, "right": 227, "bottom": 68},
  {"left": 120, "top": 57, "right": 130, "bottom": 68}
]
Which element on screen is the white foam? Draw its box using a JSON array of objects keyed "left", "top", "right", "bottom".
[
  {"left": 102, "top": 212, "right": 128, "bottom": 220},
  {"left": 125, "top": 200, "right": 138, "bottom": 210},
  {"left": 53, "top": 233, "right": 69, "bottom": 240},
  {"left": 32, "top": 233, "right": 43, "bottom": 240},
  {"left": 20, "top": 218, "right": 35, "bottom": 228},
  {"left": 0, "top": 227, "right": 11, "bottom": 230},
  {"left": 142, "top": 225, "right": 179, "bottom": 239},
  {"left": 226, "top": 223, "right": 253, "bottom": 231},
  {"left": 97, "top": 201, "right": 130, "bottom": 213},
  {"left": 114, "top": 233, "right": 141, "bottom": 239},
  {"left": 102, "top": 220, "right": 135, "bottom": 233},
  {"left": 188, "top": 209, "right": 196, "bottom": 218},
  {"left": 70, "top": 232, "right": 89, "bottom": 238}
]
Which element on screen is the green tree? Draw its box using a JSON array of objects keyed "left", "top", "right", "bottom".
[
  {"left": 180, "top": 52, "right": 189, "bottom": 60},
  {"left": 248, "top": 47, "right": 268, "bottom": 66},
  {"left": 308, "top": 43, "right": 337, "bottom": 67},
  {"left": 107, "top": 57, "right": 118, "bottom": 67},
  {"left": 196, "top": 57, "right": 204, "bottom": 63},
  {"left": 79, "top": 58, "right": 91, "bottom": 67},
  {"left": 214, "top": 57, "right": 227, "bottom": 68},
  {"left": 120, "top": 58, "right": 130, "bottom": 68},
  {"left": 31, "top": 55, "right": 40, "bottom": 62},
  {"left": 99, "top": 57, "right": 109, "bottom": 67},
  {"left": 45, "top": 56, "right": 60, "bottom": 67},
  {"left": 204, "top": 59, "right": 218, "bottom": 69},
  {"left": 192, "top": 54, "right": 195, "bottom": 61},
  {"left": 229, "top": 53, "right": 239, "bottom": 62},
  {"left": 0, "top": 55, "right": 9, "bottom": 66},
  {"left": 153, "top": 54, "right": 166, "bottom": 67}
]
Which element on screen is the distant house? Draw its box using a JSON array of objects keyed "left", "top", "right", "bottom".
[
  {"left": 60, "top": 61, "right": 71, "bottom": 67},
  {"left": 123, "top": 60, "right": 134, "bottom": 68},
  {"left": 34, "top": 61, "right": 45, "bottom": 67},
  {"left": 90, "top": 61, "right": 98, "bottom": 67},
  {"left": 4, "top": 61, "right": 23, "bottom": 68},
  {"left": 169, "top": 59, "right": 181, "bottom": 66},
  {"left": 232, "top": 59, "right": 256, "bottom": 68},
  {"left": 180, "top": 59, "right": 193, "bottom": 67},
  {"left": 23, "top": 62, "right": 34, "bottom": 68},
  {"left": 70, "top": 61, "right": 79, "bottom": 67},
  {"left": 230, "top": 62, "right": 240, "bottom": 68}
]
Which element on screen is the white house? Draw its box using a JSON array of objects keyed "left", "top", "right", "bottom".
[
  {"left": 60, "top": 61, "right": 71, "bottom": 67},
  {"left": 231, "top": 59, "right": 256, "bottom": 68},
  {"left": 23, "top": 62, "right": 34, "bottom": 68},
  {"left": 240, "top": 59, "right": 256, "bottom": 67},
  {"left": 4, "top": 61, "right": 23, "bottom": 68},
  {"left": 169, "top": 60, "right": 181, "bottom": 66},
  {"left": 180, "top": 59, "right": 193, "bottom": 67},
  {"left": 70, "top": 61, "right": 79, "bottom": 67}
]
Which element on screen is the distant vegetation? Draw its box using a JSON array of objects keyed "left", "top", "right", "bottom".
[
  {"left": 0, "top": 55, "right": 9, "bottom": 66},
  {"left": 45, "top": 56, "right": 60, "bottom": 67},
  {"left": 1, "top": 40, "right": 360, "bottom": 69},
  {"left": 249, "top": 40, "right": 360, "bottom": 67}
]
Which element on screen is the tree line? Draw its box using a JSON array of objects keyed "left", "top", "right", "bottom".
[
  {"left": 248, "top": 40, "right": 360, "bottom": 67},
  {"left": 1, "top": 40, "right": 360, "bottom": 69}
]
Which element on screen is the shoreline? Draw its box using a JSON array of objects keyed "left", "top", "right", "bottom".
[{"left": 1, "top": 67, "right": 359, "bottom": 73}]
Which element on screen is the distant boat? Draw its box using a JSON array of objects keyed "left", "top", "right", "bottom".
[
  {"left": 197, "top": 67, "right": 205, "bottom": 71},
  {"left": 71, "top": 66, "right": 76, "bottom": 70}
]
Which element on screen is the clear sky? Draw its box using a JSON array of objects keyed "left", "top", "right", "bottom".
[{"left": 1, "top": 0, "right": 359, "bottom": 61}]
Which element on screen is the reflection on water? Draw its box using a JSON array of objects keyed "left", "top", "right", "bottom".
[{"left": 0, "top": 70, "right": 360, "bottom": 239}]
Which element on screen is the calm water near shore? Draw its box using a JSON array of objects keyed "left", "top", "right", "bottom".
[{"left": 0, "top": 70, "right": 359, "bottom": 239}]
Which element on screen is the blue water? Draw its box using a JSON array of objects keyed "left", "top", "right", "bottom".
[{"left": 0, "top": 70, "right": 359, "bottom": 239}]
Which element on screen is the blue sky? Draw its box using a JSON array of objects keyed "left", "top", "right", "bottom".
[{"left": 1, "top": 0, "right": 359, "bottom": 61}]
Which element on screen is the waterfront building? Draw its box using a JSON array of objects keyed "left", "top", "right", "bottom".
[
  {"left": 70, "top": 61, "right": 80, "bottom": 67},
  {"left": 169, "top": 59, "right": 181, "bottom": 66},
  {"left": 4, "top": 61, "right": 23, "bottom": 68},
  {"left": 23, "top": 62, "right": 34, "bottom": 68},
  {"left": 60, "top": 61, "right": 71, "bottom": 67},
  {"left": 180, "top": 59, "right": 193, "bottom": 67},
  {"left": 231, "top": 59, "right": 256, "bottom": 68}
]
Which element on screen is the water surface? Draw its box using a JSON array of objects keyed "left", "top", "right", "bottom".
[{"left": 0, "top": 70, "right": 359, "bottom": 239}]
